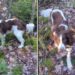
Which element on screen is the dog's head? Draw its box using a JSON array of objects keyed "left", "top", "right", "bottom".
[{"left": 51, "top": 9, "right": 66, "bottom": 26}]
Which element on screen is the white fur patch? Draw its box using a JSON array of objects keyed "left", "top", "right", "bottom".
[
  {"left": 12, "top": 25, "right": 18, "bottom": 31},
  {"left": 58, "top": 35, "right": 66, "bottom": 50},
  {"left": 66, "top": 48, "right": 73, "bottom": 71},
  {"left": 26, "top": 23, "right": 35, "bottom": 33},
  {"left": 0, "top": 20, "right": 2, "bottom": 23},
  {"left": 12, "top": 25, "right": 24, "bottom": 48},
  {"left": 59, "top": 24, "right": 68, "bottom": 30},
  {"left": 12, "top": 25, "right": 24, "bottom": 35},
  {"left": 5, "top": 18, "right": 16, "bottom": 22},
  {"left": 40, "top": 8, "right": 66, "bottom": 21}
]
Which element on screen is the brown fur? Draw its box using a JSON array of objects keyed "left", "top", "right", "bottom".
[
  {"left": 0, "top": 18, "right": 26, "bottom": 34},
  {"left": 48, "top": 11, "right": 75, "bottom": 51},
  {"left": 52, "top": 12, "right": 63, "bottom": 26}
]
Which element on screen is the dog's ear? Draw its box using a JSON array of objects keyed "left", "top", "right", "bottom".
[{"left": 14, "top": 19, "right": 26, "bottom": 30}]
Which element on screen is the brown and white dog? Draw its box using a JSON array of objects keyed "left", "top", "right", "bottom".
[
  {"left": 0, "top": 18, "right": 35, "bottom": 48},
  {"left": 48, "top": 9, "right": 69, "bottom": 52},
  {"left": 47, "top": 9, "right": 75, "bottom": 52}
]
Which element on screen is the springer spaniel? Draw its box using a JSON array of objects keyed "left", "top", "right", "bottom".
[
  {"left": 47, "top": 9, "right": 69, "bottom": 52},
  {"left": 42, "top": 8, "right": 74, "bottom": 71},
  {"left": 0, "top": 18, "right": 35, "bottom": 48},
  {"left": 48, "top": 9, "right": 75, "bottom": 53}
]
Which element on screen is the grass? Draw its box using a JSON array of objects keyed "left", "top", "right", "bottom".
[
  {"left": 25, "top": 35, "right": 37, "bottom": 51},
  {"left": 0, "top": 51, "right": 5, "bottom": 59},
  {"left": 42, "top": 58, "right": 54, "bottom": 70},
  {"left": 0, "top": 33, "right": 37, "bottom": 51},
  {"left": 0, "top": 58, "right": 8, "bottom": 74},
  {"left": 0, "top": 51, "right": 8, "bottom": 74},
  {"left": 71, "top": 56, "right": 75, "bottom": 65},
  {"left": 12, "top": 65, "right": 22, "bottom": 75},
  {"left": 39, "top": 16, "right": 49, "bottom": 24},
  {"left": 50, "top": 48, "right": 58, "bottom": 56}
]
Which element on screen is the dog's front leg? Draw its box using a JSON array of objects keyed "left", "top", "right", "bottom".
[
  {"left": 14, "top": 31, "right": 25, "bottom": 48},
  {"left": 13, "top": 30, "right": 25, "bottom": 48},
  {"left": 12, "top": 26, "right": 25, "bottom": 48}
]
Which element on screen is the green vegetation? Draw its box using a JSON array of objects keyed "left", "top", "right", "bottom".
[
  {"left": 0, "top": 51, "right": 5, "bottom": 59},
  {"left": 6, "top": 33, "right": 16, "bottom": 42},
  {"left": 12, "top": 65, "right": 22, "bottom": 75},
  {"left": 39, "top": 26, "right": 52, "bottom": 50},
  {"left": 39, "top": 16, "right": 49, "bottom": 24},
  {"left": 4, "top": 33, "right": 37, "bottom": 51},
  {"left": 11, "top": 0, "right": 32, "bottom": 22},
  {"left": 11, "top": 0, "right": 37, "bottom": 24},
  {"left": 50, "top": 48, "right": 57, "bottom": 56},
  {"left": 0, "top": 51, "right": 7, "bottom": 74},
  {"left": 25, "top": 36, "right": 37, "bottom": 51},
  {"left": 42, "top": 58, "right": 54, "bottom": 70},
  {"left": 0, "top": 58, "right": 8, "bottom": 74}
]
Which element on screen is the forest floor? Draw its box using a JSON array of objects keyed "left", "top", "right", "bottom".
[{"left": 0, "top": 35, "right": 37, "bottom": 75}]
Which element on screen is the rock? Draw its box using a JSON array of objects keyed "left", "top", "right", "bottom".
[
  {"left": 5, "top": 54, "right": 10, "bottom": 58},
  {"left": 9, "top": 57, "right": 15, "bottom": 64},
  {"left": 10, "top": 52, "right": 16, "bottom": 56},
  {"left": 54, "top": 64, "right": 62, "bottom": 74},
  {"left": 40, "top": 8, "right": 52, "bottom": 17},
  {"left": 8, "top": 46, "right": 13, "bottom": 51}
]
